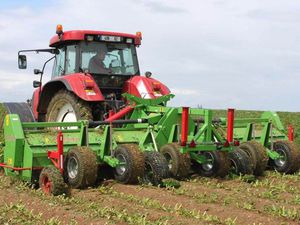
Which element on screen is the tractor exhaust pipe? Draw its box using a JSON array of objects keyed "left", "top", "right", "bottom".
[
  {"left": 227, "top": 108, "right": 234, "bottom": 143},
  {"left": 181, "top": 107, "right": 189, "bottom": 146}
]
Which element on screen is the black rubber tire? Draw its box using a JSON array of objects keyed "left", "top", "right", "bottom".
[
  {"left": 142, "top": 151, "right": 169, "bottom": 186},
  {"left": 39, "top": 166, "right": 67, "bottom": 196},
  {"left": 229, "top": 148, "right": 254, "bottom": 175},
  {"left": 271, "top": 140, "right": 300, "bottom": 174},
  {"left": 114, "top": 144, "right": 145, "bottom": 184},
  {"left": 65, "top": 146, "right": 98, "bottom": 189},
  {"left": 160, "top": 143, "right": 191, "bottom": 179},
  {"left": 46, "top": 90, "right": 92, "bottom": 122},
  {"left": 195, "top": 151, "right": 230, "bottom": 178},
  {"left": 239, "top": 141, "right": 268, "bottom": 176}
]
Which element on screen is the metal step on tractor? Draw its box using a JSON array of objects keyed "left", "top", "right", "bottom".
[{"left": 1, "top": 25, "right": 300, "bottom": 195}]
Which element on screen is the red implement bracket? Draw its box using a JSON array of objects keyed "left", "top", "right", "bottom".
[
  {"left": 181, "top": 107, "right": 189, "bottom": 146},
  {"left": 47, "top": 131, "right": 64, "bottom": 174},
  {"left": 227, "top": 108, "right": 234, "bottom": 143},
  {"left": 288, "top": 125, "right": 294, "bottom": 142}
]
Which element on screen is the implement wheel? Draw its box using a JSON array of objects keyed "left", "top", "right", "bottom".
[
  {"left": 65, "top": 146, "right": 98, "bottom": 188},
  {"left": 271, "top": 140, "right": 300, "bottom": 174},
  {"left": 229, "top": 148, "right": 253, "bottom": 175},
  {"left": 46, "top": 90, "right": 92, "bottom": 122},
  {"left": 114, "top": 144, "right": 145, "bottom": 184},
  {"left": 39, "top": 166, "right": 67, "bottom": 196},
  {"left": 239, "top": 141, "right": 268, "bottom": 176},
  {"left": 160, "top": 143, "right": 191, "bottom": 179},
  {"left": 196, "top": 151, "right": 230, "bottom": 178},
  {"left": 143, "top": 151, "right": 169, "bottom": 186}
]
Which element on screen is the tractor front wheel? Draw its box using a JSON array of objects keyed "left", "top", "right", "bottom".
[
  {"left": 143, "top": 151, "right": 169, "bottom": 186},
  {"left": 46, "top": 90, "right": 92, "bottom": 122},
  {"left": 271, "top": 141, "right": 300, "bottom": 174},
  {"left": 160, "top": 143, "right": 191, "bottom": 180},
  {"left": 39, "top": 166, "right": 67, "bottom": 196},
  {"left": 65, "top": 147, "right": 98, "bottom": 188},
  {"left": 114, "top": 144, "right": 145, "bottom": 184}
]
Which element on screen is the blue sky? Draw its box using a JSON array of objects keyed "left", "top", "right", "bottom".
[{"left": 1, "top": 0, "right": 300, "bottom": 111}]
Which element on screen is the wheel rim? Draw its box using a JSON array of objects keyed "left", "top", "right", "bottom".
[
  {"left": 41, "top": 175, "right": 51, "bottom": 194},
  {"left": 274, "top": 149, "right": 287, "bottom": 168},
  {"left": 115, "top": 154, "right": 127, "bottom": 176},
  {"left": 144, "top": 162, "right": 154, "bottom": 183},
  {"left": 56, "top": 103, "right": 77, "bottom": 122},
  {"left": 201, "top": 152, "right": 214, "bottom": 171},
  {"left": 67, "top": 157, "right": 79, "bottom": 179},
  {"left": 229, "top": 158, "right": 239, "bottom": 174},
  {"left": 164, "top": 153, "right": 173, "bottom": 170}
]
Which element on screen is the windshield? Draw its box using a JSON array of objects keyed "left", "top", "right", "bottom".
[{"left": 81, "top": 42, "right": 139, "bottom": 75}]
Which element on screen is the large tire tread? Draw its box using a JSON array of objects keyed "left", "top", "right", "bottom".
[
  {"left": 143, "top": 151, "right": 169, "bottom": 186},
  {"left": 46, "top": 90, "right": 92, "bottom": 122},
  {"left": 65, "top": 146, "right": 98, "bottom": 189},
  {"left": 39, "top": 166, "right": 67, "bottom": 196},
  {"left": 161, "top": 143, "right": 191, "bottom": 179},
  {"left": 114, "top": 144, "right": 145, "bottom": 184}
]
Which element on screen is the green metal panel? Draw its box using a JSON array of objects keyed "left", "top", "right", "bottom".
[{"left": 3, "top": 115, "right": 25, "bottom": 168}]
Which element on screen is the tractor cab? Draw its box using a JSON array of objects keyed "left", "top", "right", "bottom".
[
  {"left": 49, "top": 27, "right": 142, "bottom": 100},
  {"left": 17, "top": 25, "right": 170, "bottom": 122}
]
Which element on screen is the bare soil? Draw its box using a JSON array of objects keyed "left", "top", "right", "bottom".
[{"left": 1, "top": 171, "right": 300, "bottom": 225}]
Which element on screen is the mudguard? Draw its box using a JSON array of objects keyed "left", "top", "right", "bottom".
[
  {"left": 36, "top": 73, "right": 104, "bottom": 115},
  {"left": 123, "top": 76, "right": 170, "bottom": 99},
  {"left": 52, "top": 73, "right": 104, "bottom": 101}
]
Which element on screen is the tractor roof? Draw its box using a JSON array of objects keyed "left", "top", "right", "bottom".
[{"left": 49, "top": 30, "right": 141, "bottom": 47}]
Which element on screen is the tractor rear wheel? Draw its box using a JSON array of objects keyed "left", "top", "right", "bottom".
[
  {"left": 114, "top": 144, "right": 145, "bottom": 184},
  {"left": 46, "top": 90, "right": 92, "bottom": 122},
  {"left": 142, "top": 151, "right": 169, "bottom": 186},
  {"left": 271, "top": 140, "right": 300, "bottom": 174},
  {"left": 65, "top": 146, "right": 98, "bottom": 188},
  {"left": 160, "top": 143, "right": 191, "bottom": 179},
  {"left": 228, "top": 148, "right": 253, "bottom": 175},
  {"left": 239, "top": 141, "right": 268, "bottom": 176},
  {"left": 39, "top": 166, "right": 67, "bottom": 196},
  {"left": 196, "top": 151, "right": 230, "bottom": 178}
]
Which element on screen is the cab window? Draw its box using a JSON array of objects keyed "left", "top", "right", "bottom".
[
  {"left": 52, "top": 47, "right": 65, "bottom": 78},
  {"left": 65, "top": 45, "right": 77, "bottom": 74}
]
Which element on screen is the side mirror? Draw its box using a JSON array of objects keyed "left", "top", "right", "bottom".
[
  {"left": 34, "top": 69, "right": 42, "bottom": 75},
  {"left": 18, "top": 55, "right": 27, "bottom": 69},
  {"left": 33, "top": 80, "right": 41, "bottom": 88}
]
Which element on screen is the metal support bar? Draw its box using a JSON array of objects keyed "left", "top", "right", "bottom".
[
  {"left": 181, "top": 107, "right": 189, "bottom": 146},
  {"left": 90, "top": 119, "right": 147, "bottom": 127},
  {"left": 227, "top": 108, "right": 234, "bottom": 143},
  {"left": 0, "top": 163, "right": 42, "bottom": 171},
  {"left": 288, "top": 125, "right": 294, "bottom": 142},
  {"left": 47, "top": 131, "right": 64, "bottom": 174},
  {"left": 105, "top": 105, "right": 133, "bottom": 122}
]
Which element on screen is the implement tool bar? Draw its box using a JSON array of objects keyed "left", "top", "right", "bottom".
[{"left": 89, "top": 119, "right": 147, "bottom": 127}]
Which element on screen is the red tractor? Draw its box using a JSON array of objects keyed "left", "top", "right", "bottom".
[{"left": 13, "top": 25, "right": 170, "bottom": 122}]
